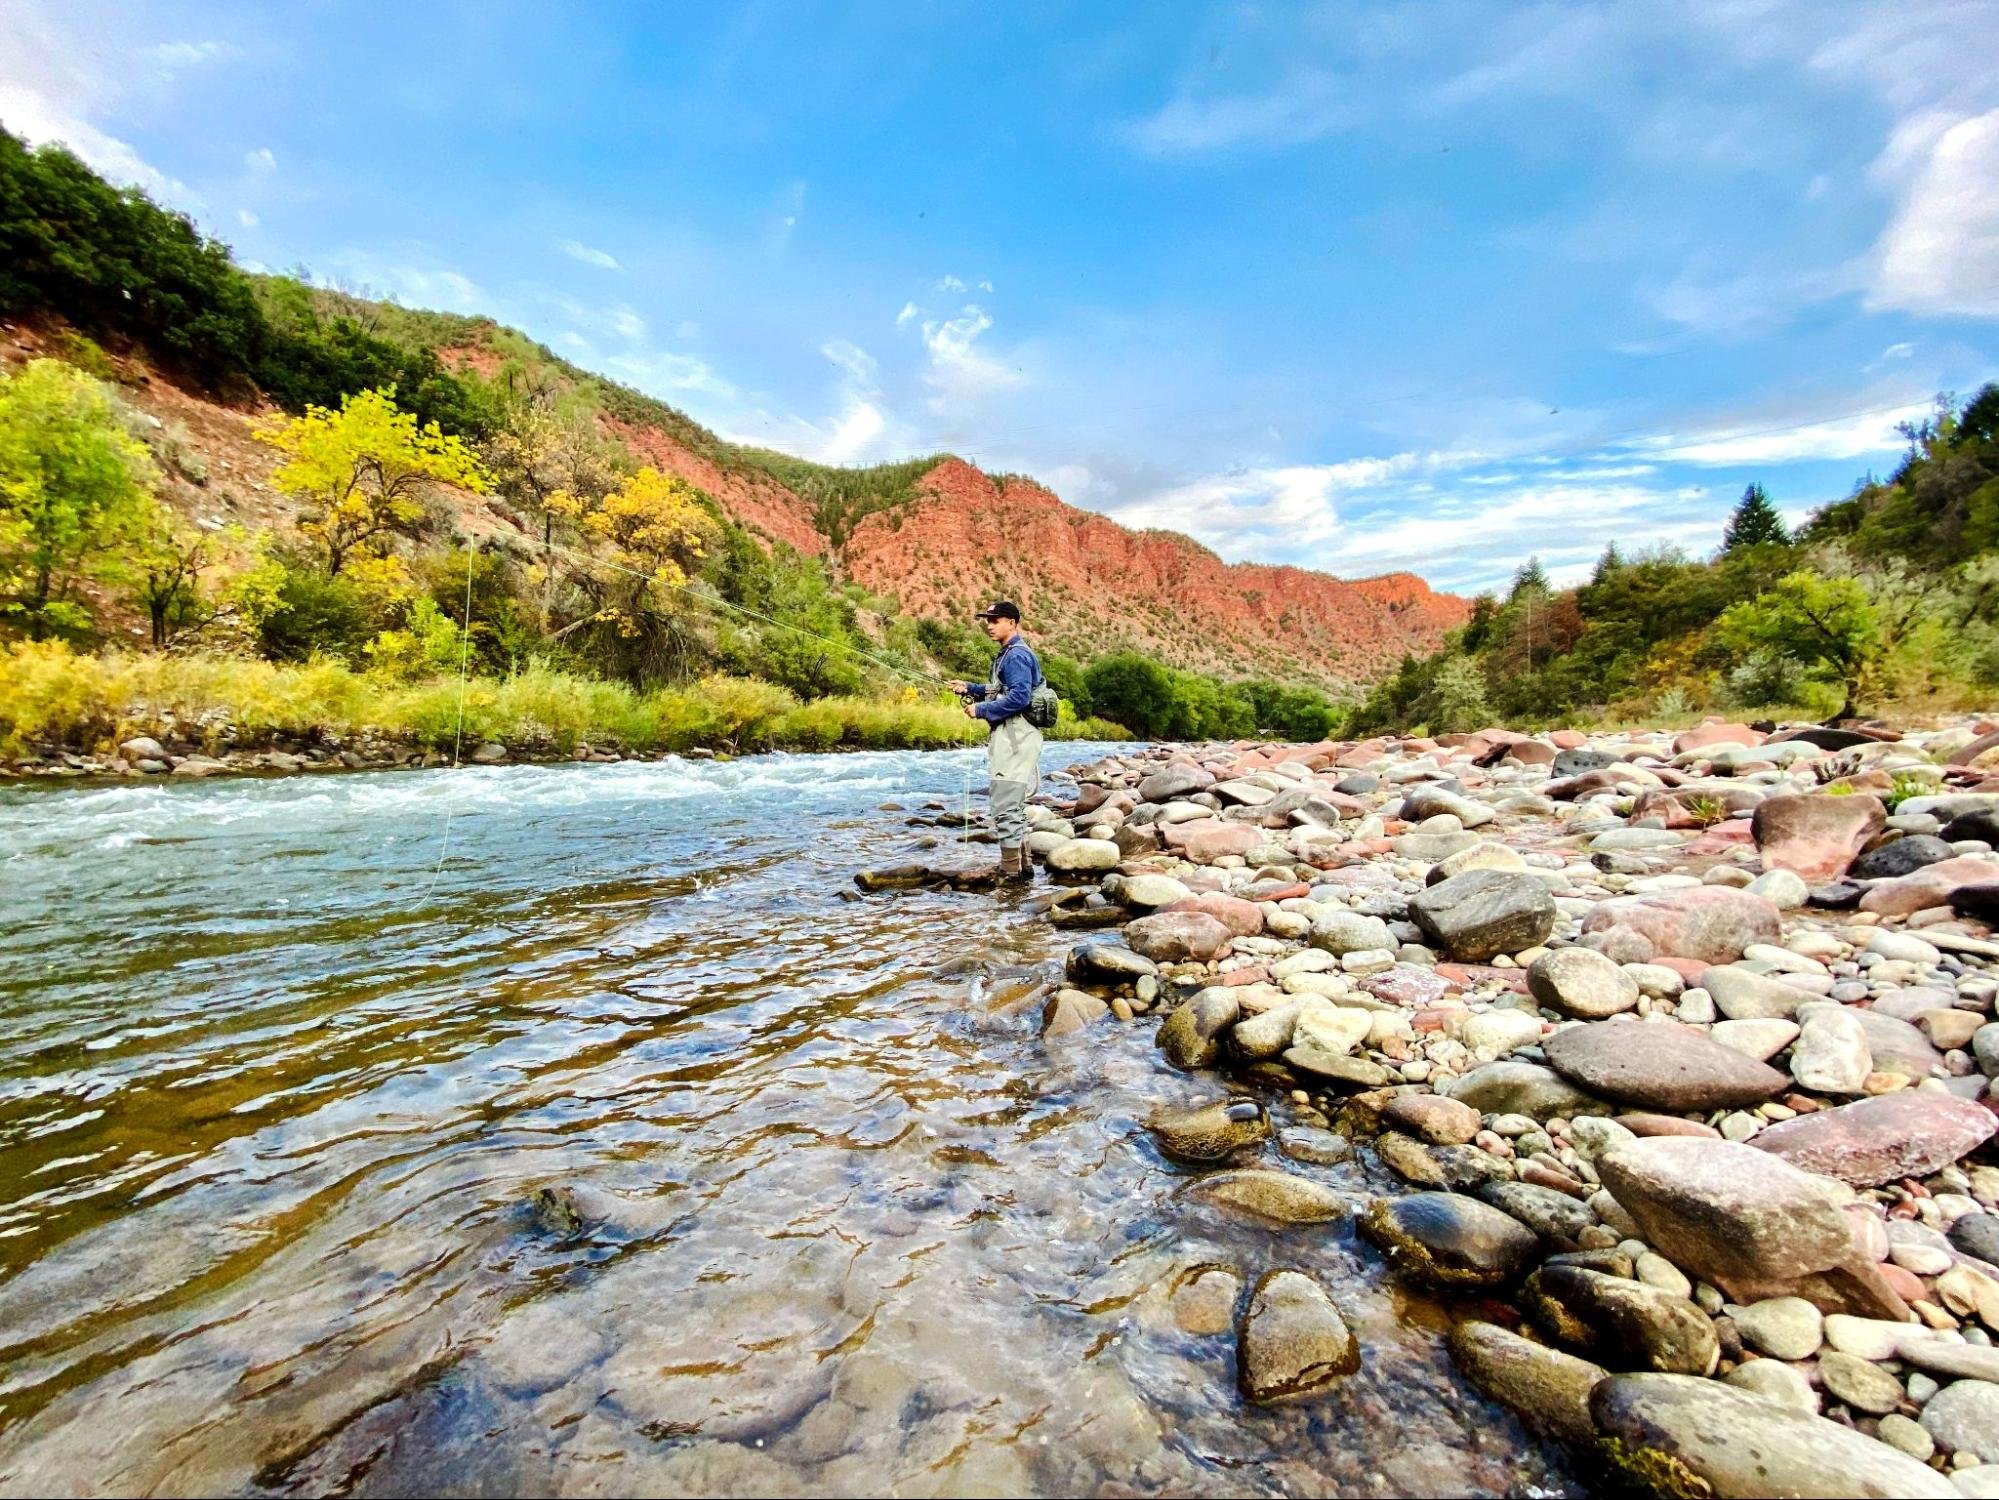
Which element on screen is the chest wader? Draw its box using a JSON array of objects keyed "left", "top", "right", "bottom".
[{"left": 986, "top": 649, "right": 1044, "bottom": 881}]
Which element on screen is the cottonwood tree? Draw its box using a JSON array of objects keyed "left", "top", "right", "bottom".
[
  {"left": 1714, "top": 559, "right": 1945, "bottom": 719},
  {"left": 255, "top": 387, "right": 488, "bottom": 576},
  {"left": 0, "top": 359, "right": 157, "bottom": 638}
]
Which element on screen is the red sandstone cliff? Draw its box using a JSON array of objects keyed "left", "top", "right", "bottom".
[{"left": 842, "top": 461, "right": 1465, "bottom": 691}]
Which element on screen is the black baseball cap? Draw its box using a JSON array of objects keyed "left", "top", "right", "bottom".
[{"left": 976, "top": 600, "right": 1020, "bottom": 622}]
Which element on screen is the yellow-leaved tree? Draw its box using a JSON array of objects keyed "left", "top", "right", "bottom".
[
  {"left": 255, "top": 387, "right": 488, "bottom": 577},
  {"left": 556, "top": 466, "right": 716, "bottom": 639}
]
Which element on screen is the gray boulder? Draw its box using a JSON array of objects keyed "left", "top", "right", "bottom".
[
  {"left": 1409, "top": 870, "right": 1557, "bottom": 962},
  {"left": 1596, "top": 1137, "right": 1908, "bottom": 1318},
  {"left": 1528, "top": 946, "right": 1639, "bottom": 1019},
  {"left": 1543, "top": 1020, "right": 1786, "bottom": 1113},
  {"left": 1590, "top": 1374, "right": 1955, "bottom": 1498}
]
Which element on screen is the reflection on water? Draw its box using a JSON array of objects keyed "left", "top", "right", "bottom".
[{"left": 0, "top": 749, "right": 1573, "bottom": 1496}]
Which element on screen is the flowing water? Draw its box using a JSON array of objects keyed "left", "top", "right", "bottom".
[{"left": 0, "top": 748, "right": 1574, "bottom": 1497}]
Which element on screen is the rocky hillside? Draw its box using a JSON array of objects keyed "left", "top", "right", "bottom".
[
  {"left": 5, "top": 306, "right": 1464, "bottom": 691},
  {"left": 841, "top": 460, "right": 1465, "bottom": 687},
  {"left": 430, "top": 327, "right": 1469, "bottom": 690}
]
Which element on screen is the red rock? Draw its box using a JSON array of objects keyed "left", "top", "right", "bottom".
[
  {"left": 1164, "top": 892, "right": 1265, "bottom": 937},
  {"left": 1366, "top": 967, "right": 1456, "bottom": 1008},
  {"left": 1504, "top": 740, "right": 1556, "bottom": 766},
  {"left": 1435, "top": 962, "right": 1529, "bottom": 993},
  {"left": 1753, "top": 1093, "right": 1997, "bottom": 1186},
  {"left": 841, "top": 460, "right": 1468, "bottom": 693},
  {"left": 1256, "top": 882, "right": 1311, "bottom": 902},
  {"left": 1877, "top": 1262, "right": 1928, "bottom": 1304},
  {"left": 1751, "top": 792, "right": 1887, "bottom": 882},
  {"left": 1581, "top": 887, "right": 1782, "bottom": 965},
  {"left": 1654, "top": 957, "right": 1709, "bottom": 981},
  {"left": 1162, "top": 820, "right": 1262, "bottom": 864},
  {"left": 1549, "top": 730, "right": 1588, "bottom": 749},
  {"left": 1631, "top": 788, "right": 1761, "bottom": 829},
  {"left": 1616, "top": 1114, "right": 1722, "bottom": 1139},
  {"left": 1217, "top": 964, "right": 1269, "bottom": 987},
  {"left": 1674, "top": 721, "right": 1763, "bottom": 754},
  {"left": 1519, "top": 1161, "right": 1588, "bottom": 1197},
  {"left": 1123, "top": 911, "right": 1234, "bottom": 963},
  {"left": 1948, "top": 731, "right": 1999, "bottom": 766},
  {"left": 1683, "top": 821, "right": 1755, "bottom": 854},
  {"left": 1860, "top": 856, "right": 1999, "bottom": 916}
]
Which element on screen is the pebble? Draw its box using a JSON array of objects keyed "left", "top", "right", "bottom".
[{"left": 1734, "top": 1296, "right": 1824, "bottom": 1361}]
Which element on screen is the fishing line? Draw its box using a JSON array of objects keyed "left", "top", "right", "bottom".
[
  {"left": 422, "top": 528, "right": 996, "bottom": 882},
  {"left": 423, "top": 540, "right": 480, "bottom": 901},
  {"left": 521, "top": 532, "right": 990, "bottom": 838}
]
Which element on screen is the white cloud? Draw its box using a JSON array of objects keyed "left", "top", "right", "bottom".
[
  {"left": 936, "top": 275, "right": 966, "bottom": 292},
  {"left": 819, "top": 338, "right": 878, "bottom": 387},
  {"left": 0, "top": 18, "right": 240, "bottom": 208},
  {"left": 152, "top": 40, "right": 236, "bottom": 70},
  {"left": 1627, "top": 401, "right": 1931, "bottom": 465},
  {"left": 558, "top": 238, "right": 623, "bottom": 272},
  {"left": 1123, "top": 70, "right": 1356, "bottom": 153},
  {"left": 0, "top": 82, "right": 194, "bottom": 202},
  {"left": 799, "top": 398, "right": 888, "bottom": 465},
  {"left": 235, "top": 208, "right": 258, "bottom": 228},
  {"left": 244, "top": 146, "right": 276, "bottom": 173},
  {"left": 602, "top": 347, "right": 738, "bottom": 403},
  {"left": 1868, "top": 107, "right": 1999, "bottom": 318},
  {"left": 316, "top": 250, "right": 485, "bottom": 314},
  {"left": 895, "top": 300, "right": 920, "bottom": 328},
  {"left": 917, "top": 304, "right": 1026, "bottom": 407}
]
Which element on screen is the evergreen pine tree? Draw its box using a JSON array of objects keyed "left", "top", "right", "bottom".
[
  {"left": 1721, "top": 483, "right": 1790, "bottom": 551},
  {"left": 1591, "top": 542, "right": 1625, "bottom": 582},
  {"left": 1510, "top": 556, "right": 1549, "bottom": 597}
]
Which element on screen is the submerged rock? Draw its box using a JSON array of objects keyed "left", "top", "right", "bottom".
[
  {"left": 1179, "top": 1169, "right": 1348, "bottom": 1225},
  {"left": 1159, "top": 990, "right": 1240, "bottom": 1070},
  {"left": 1147, "top": 1099, "right": 1269, "bottom": 1163},
  {"left": 1360, "top": 1192, "right": 1540, "bottom": 1289},
  {"left": 1446, "top": 1320, "right": 1606, "bottom": 1447},
  {"left": 1524, "top": 1264, "right": 1718, "bottom": 1375},
  {"left": 1237, "top": 1269, "right": 1359, "bottom": 1404}
]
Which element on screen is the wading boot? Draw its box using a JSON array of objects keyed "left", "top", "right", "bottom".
[{"left": 999, "top": 844, "right": 1032, "bottom": 884}]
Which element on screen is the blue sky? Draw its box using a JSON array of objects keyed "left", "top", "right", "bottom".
[{"left": 5, "top": 1, "right": 1997, "bottom": 595}]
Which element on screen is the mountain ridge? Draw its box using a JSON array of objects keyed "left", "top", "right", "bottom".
[{"left": 422, "top": 327, "right": 1468, "bottom": 689}]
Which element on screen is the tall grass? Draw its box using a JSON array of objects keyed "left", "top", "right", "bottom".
[{"left": 0, "top": 643, "right": 1125, "bottom": 759}]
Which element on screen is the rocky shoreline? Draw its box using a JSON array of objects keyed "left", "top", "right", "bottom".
[
  {"left": 2, "top": 728, "right": 716, "bottom": 782},
  {"left": 878, "top": 718, "right": 1999, "bottom": 1497}
]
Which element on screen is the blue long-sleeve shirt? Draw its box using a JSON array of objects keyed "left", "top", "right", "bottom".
[{"left": 965, "top": 636, "right": 1040, "bottom": 723}]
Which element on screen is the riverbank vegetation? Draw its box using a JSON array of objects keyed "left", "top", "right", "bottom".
[
  {"left": 1350, "top": 388, "right": 1999, "bottom": 735},
  {"left": 4, "top": 126, "right": 1992, "bottom": 764},
  {"left": 0, "top": 129, "right": 1360, "bottom": 762},
  {"left": 0, "top": 641, "right": 1144, "bottom": 760}
]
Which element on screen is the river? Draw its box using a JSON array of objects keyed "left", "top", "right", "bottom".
[{"left": 0, "top": 748, "right": 1574, "bottom": 1497}]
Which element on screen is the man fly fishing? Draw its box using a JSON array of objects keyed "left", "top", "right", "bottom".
[{"left": 953, "top": 600, "right": 1051, "bottom": 884}]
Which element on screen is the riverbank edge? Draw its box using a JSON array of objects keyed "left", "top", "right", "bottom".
[{"left": 988, "top": 721, "right": 1999, "bottom": 1495}]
